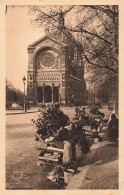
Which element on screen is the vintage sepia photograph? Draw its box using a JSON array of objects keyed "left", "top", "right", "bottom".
[{"left": 5, "top": 4, "right": 119, "bottom": 191}]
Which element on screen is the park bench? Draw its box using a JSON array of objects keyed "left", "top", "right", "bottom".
[{"left": 35, "top": 132, "right": 64, "bottom": 165}]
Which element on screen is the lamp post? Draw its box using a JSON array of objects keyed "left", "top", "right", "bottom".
[{"left": 22, "top": 76, "right": 26, "bottom": 112}]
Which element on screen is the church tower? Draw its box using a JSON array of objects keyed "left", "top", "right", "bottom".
[
  {"left": 58, "top": 12, "right": 65, "bottom": 28},
  {"left": 27, "top": 13, "right": 86, "bottom": 106}
]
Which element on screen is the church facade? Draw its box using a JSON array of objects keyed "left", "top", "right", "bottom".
[{"left": 27, "top": 16, "right": 86, "bottom": 105}]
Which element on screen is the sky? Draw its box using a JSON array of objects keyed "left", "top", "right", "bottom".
[
  {"left": 6, "top": 6, "right": 45, "bottom": 91},
  {"left": 6, "top": 5, "right": 83, "bottom": 92}
]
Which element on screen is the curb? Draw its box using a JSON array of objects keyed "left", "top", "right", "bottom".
[
  {"left": 66, "top": 141, "right": 109, "bottom": 189},
  {"left": 6, "top": 111, "right": 40, "bottom": 115}
]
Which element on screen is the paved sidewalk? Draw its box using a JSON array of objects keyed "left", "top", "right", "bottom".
[
  {"left": 66, "top": 140, "right": 118, "bottom": 189},
  {"left": 6, "top": 107, "right": 40, "bottom": 115}
]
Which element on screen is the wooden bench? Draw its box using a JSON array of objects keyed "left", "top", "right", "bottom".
[{"left": 36, "top": 133, "right": 64, "bottom": 164}]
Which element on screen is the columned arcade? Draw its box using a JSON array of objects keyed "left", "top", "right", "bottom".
[{"left": 37, "top": 84, "right": 59, "bottom": 104}]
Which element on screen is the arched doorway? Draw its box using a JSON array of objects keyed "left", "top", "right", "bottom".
[
  {"left": 37, "top": 87, "right": 43, "bottom": 103},
  {"left": 44, "top": 85, "right": 52, "bottom": 103},
  {"left": 53, "top": 86, "right": 59, "bottom": 103}
]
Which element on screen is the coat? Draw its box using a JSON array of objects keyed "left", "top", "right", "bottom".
[{"left": 107, "top": 118, "right": 118, "bottom": 141}]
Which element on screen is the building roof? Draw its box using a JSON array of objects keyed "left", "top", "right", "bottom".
[
  {"left": 28, "top": 13, "right": 82, "bottom": 50},
  {"left": 28, "top": 35, "right": 66, "bottom": 49}
]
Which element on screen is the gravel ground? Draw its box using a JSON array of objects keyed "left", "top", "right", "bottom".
[{"left": 6, "top": 124, "right": 62, "bottom": 189}]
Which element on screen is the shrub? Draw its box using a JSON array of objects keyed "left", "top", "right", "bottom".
[{"left": 32, "top": 106, "right": 70, "bottom": 140}]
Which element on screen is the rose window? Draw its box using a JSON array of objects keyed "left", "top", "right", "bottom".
[{"left": 40, "top": 52, "right": 55, "bottom": 68}]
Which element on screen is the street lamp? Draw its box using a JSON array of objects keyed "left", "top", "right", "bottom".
[{"left": 22, "top": 76, "right": 26, "bottom": 112}]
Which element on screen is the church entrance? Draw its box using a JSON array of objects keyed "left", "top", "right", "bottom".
[
  {"left": 53, "top": 86, "right": 59, "bottom": 103},
  {"left": 44, "top": 85, "right": 52, "bottom": 103},
  {"left": 37, "top": 85, "right": 59, "bottom": 103},
  {"left": 37, "top": 87, "right": 43, "bottom": 103}
]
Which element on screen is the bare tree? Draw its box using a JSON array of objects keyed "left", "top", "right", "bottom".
[
  {"left": 28, "top": 5, "right": 118, "bottom": 76},
  {"left": 6, "top": 80, "right": 24, "bottom": 108}
]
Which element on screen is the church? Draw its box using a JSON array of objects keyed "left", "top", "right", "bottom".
[{"left": 27, "top": 14, "right": 86, "bottom": 106}]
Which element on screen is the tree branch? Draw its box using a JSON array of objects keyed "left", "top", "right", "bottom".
[
  {"left": 66, "top": 27, "right": 111, "bottom": 45},
  {"left": 31, "top": 6, "right": 118, "bottom": 74},
  {"left": 81, "top": 5, "right": 118, "bottom": 19}
]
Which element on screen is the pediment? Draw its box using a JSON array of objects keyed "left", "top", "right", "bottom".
[{"left": 28, "top": 35, "right": 66, "bottom": 49}]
